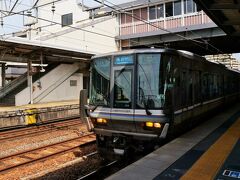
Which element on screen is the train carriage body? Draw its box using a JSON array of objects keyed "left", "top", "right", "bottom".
[{"left": 86, "top": 49, "right": 240, "bottom": 156}]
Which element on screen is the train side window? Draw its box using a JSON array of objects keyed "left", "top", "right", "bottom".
[
  {"left": 181, "top": 71, "right": 187, "bottom": 107},
  {"left": 193, "top": 71, "right": 201, "bottom": 104},
  {"left": 188, "top": 70, "right": 193, "bottom": 105},
  {"left": 202, "top": 73, "right": 208, "bottom": 100},
  {"left": 209, "top": 74, "right": 214, "bottom": 99}
]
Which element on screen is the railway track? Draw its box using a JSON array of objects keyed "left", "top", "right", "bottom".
[
  {"left": 0, "top": 119, "right": 82, "bottom": 142},
  {"left": 0, "top": 133, "right": 96, "bottom": 174}
]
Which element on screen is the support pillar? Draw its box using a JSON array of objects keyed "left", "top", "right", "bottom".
[
  {"left": 0, "top": 63, "right": 6, "bottom": 87},
  {"left": 27, "top": 60, "right": 33, "bottom": 104}
]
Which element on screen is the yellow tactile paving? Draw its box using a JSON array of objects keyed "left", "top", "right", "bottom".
[
  {"left": 181, "top": 118, "right": 240, "bottom": 180},
  {"left": 0, "top": 100, "right": 79, "bottom": 112}
]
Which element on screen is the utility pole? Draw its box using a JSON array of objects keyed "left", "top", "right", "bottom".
[{"left": 27, "top": 60, "right": 33, "bottom": 104}]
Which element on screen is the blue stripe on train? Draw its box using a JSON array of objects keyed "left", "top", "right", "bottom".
[{"left": 91, "top": 112, "right": 165, "bottom": 119}]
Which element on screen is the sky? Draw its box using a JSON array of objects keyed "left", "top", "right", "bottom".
[{"left": 0, "top": 0, "right": 133, "bottom": 36}]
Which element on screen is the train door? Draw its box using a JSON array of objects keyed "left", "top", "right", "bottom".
[{"left": 110, "top": 65, "right": 136, "bottom": 132}]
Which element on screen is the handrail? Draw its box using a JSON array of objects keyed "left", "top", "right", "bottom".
[
  {"left": 0, "top": 72, "right": 28, "bottom": 99},
  {"left": 0, "top": 63, "right": 58, "bottom": 100}
]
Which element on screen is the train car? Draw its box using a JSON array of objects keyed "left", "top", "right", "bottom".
[{"left": 84, "top": 48, "right": 240, "bottom": 157}]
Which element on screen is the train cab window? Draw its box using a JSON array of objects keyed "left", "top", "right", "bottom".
[
  {"left": 113, "top": 69, "right": 132, "bottom": 108},
  {"left": 90, "top": 57, "right": 110, "bottom": 107},
  {"left": 137, "top": 53, "right": 164, "bottom": 109}
]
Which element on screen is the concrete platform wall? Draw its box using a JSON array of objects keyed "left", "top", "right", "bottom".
[{"left": 0, "top": 104, "right": 80, "bottom": 128}]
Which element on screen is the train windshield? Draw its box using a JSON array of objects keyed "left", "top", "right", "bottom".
[
  {"left": 89, "top": 53, "right": 167, "bottom": 109},
  {"left": 90, "top": 57, "right": 110, "bottom": 106},
  {"left": 137, "top": 54, "right": 164, "bottom": 109}
]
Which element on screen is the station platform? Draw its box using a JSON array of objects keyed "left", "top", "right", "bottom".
[
  {"left": 0, "top": 100, "right": 79, "bottom": 129},
  {"left": 0, "top": 100, "right": 78, "bottom": 112},
  {"left": 107, "top": 104, "right": 240, "bottom": 180}
]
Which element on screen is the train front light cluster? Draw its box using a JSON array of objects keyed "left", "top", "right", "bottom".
[
  {"left": 145, "top": 121, "right": 161, "bottom": 128},
  {"left": 96, "top": 118, "right": 107, "bottom": 124}
]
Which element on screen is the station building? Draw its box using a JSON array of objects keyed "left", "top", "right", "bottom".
[{"left": 0, "top": 0, "right": 239, "bottom": 106}]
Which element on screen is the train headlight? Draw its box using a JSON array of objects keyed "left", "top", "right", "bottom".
[
  {"left": 146, "top": 122, "right": 153, "bottom": 127},
  {"left": 96, "top": 118, "right": 107, "bottom": 124},
  {"left": 145, "top": 122, "right": 161, "bottom": 128},
  {"left": 153, "top": 122, "right": 161, "bottom": 128}
]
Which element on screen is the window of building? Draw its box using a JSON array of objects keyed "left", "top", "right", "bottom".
[
  {"left": 149, "top": 6, "right": 156, "bottom": 20},
  {"left": 133, "top": 9, "right": 141, "bottom": 22},
  {"left": 70, "top": 80, "right": 77, "bottom": 86},
  {"left": 173, "top": 0, "right": 181, "bottom": 16},
  {"left": 165, "top": 2, "right": 173, "bottom": 17},
  {"left": 149, "top": 5, "right": 164, "bottom": 20},
  {"left": 157, "top": 4, "right": 164, "bottom": 18},
  {"left": 126, "top": 11, "right": 132, "bottom": 23},
  {"left": 121, "top": 14, "right": 126, "bottom": 24},
  {"left": 184, "top": 0, "right": 197, "bottom": 14},
  {"left": 141, "top": 8, "right": 148, "bottom": 20},
  {"left": 62, "top": 13, "right": 73, "bottom": 27}
]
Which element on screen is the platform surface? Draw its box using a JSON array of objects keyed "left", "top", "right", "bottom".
[
  {"left": 107, "top": 104, "right": 240, "bottom": 180},
  {"left": 0, "top": 100, "right": 78, "bottom": 112}
]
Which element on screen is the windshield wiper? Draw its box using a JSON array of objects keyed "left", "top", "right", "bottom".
[
  {"left": 144, "top": 101, "right": 152, "bottom": 115},
  {"left": 85, "top": 104, "right": 99, "bottom": 112},
  {"left": 139, "top": 87, "right": 152, "bottom": 115}
]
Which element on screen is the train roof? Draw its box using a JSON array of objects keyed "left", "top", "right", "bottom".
[
  {"left": 92, "top": 48, "right": 205, "bottom": 61},
  {"left": 92, "top": 49, "right": 240, "bottom": 74}
]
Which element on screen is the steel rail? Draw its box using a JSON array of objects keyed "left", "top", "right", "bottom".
[
  {"left": 0, "top": 133, "right": 96, "bottom": 173},
  {"left": 0, "top": 118, "right": 80, "bottom": 135},
  {"left": 0, "top": 120, "right": 82, "bottom": 142},
  {"left": 0, "top": 115, "right": 81, "bottom": 132}
]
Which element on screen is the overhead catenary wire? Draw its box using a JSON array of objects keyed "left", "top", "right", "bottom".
[
  {"left": 2, "top": 0, "right": 63, "bottom": 18},
  {"left": 0, "top": 6, "right": 152, "bottom": 48},
  {"left": 8, "top": 0, "right": 20, "bottom": 15},
  {"left": 1, "top": 22, "right": 117, "bottom": 49},
  {"left": 95, "top": 0, "right": 222, "bottom": 53},
  {"left": 1, "top": 0, "right": 219, "bottom": 52}
]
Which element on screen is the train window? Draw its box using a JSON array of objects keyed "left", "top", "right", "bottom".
[
  {"left": 113, "top": 69, "right": 132, "bottom": 108},
  {"left": 194, "top": 71, "right": 201, "bottom": 103},
  {"left": 209, "top": 74, "right": 214, "bottom": 99},
  {"left": 188, "top": 70, "right": 193, "bottom": 105},
  {"left": 137, "top": 53, "right": 164, "bottom": 109},
  {"left": 202, "top": 73, "right": 208, "bottom": 100},
  {"left": 181, "top": 71, "right": 187, "bottom": 106},
  {"left": 89, "top": 57, "right": 110, "bottom": 107},
  {"left": 213, "top": 74, "right": 218, "bottom": 98}
]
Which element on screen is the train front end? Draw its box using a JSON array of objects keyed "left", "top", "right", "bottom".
[{"left": 88, "top": 50, "right": 173, "bottom": 157}]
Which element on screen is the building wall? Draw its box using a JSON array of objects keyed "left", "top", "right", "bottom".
[
  {"left": 28, "top": 0, "right": 118, "bottom": 54},
  {"left": 118, "top": 0, "right": 213, "bottom": 37},
  {"left": 15, "top": 63, "right": 82, "bottom": 106},
  {"left": 205, "top": 54, "right": 240, "bottom": 71},
  {"left": 39, "top": 73, "right": 83, "bottom": 102}
]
